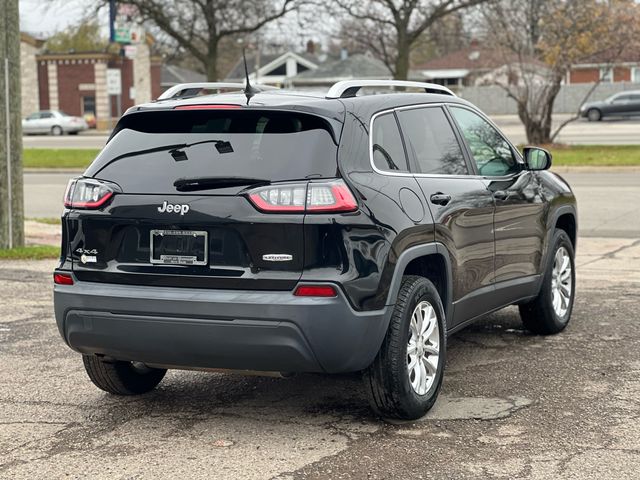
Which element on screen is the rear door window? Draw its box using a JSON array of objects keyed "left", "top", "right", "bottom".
[
  {"left": 87, "top": 110, "right": 339, "bottom": 194},
  {"left": 371, "top": 112, "right": 409, "bottom": 172},
  {"left": 396, "top": 106, "right": 468, "bottom": 175}
]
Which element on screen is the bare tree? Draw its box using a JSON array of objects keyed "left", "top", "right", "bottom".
[
  {"left": 482, "top": 0, "right": 640, "bottom": 144},
  {"left": 98, "top": 0, "right": 302, "bottom": 81},
  {"left": 333, "top": 0, "right": 487, "bottom": 79}
]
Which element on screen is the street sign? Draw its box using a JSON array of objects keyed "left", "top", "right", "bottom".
[
  {"left": 113, "top": 4, "right": 144, "bottom": 44},
  {"left": 106, "top": 69, "right": 122, "bottom": 96}
]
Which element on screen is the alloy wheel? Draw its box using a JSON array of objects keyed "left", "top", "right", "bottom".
[
  {"left": 551, "top": 246, "right": 572, "bottom": 318},
  {"left": 407, "top": 300, "right": 440, "bottom": 395}
]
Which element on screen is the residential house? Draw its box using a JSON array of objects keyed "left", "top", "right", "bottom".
[{"left": 225, "top": 51, "right": 319, "bottom": 86}]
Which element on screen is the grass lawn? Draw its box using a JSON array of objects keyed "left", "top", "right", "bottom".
[
  {"left": 21, "top": 145, "right": 640, "bottom": 168},
  {"left": 0, "top": 245, "right": 60, "bottom": 260},
  {"left": 23, "top": 148, "right": 100, "bottom": 169},
  {"left": 548, "top": 145, "right": 640, "bottom": 166},
  {"left": 27, "top": 217, "right": 60, "bottom": 225}
]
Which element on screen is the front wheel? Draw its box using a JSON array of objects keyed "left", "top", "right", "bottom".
[
  {"left": 587, "top": 109, "right": 602, "bottom": 122},
  {"left": 82, "top": 355, "right": 166, "bottom": 395},
  {"left": 519, "top": 230, "right": 575, "bottom": 334},
  {"left": 363, "top": 275, "right": 446, "bottom": 420},
  {"left": 51, "top": 125, "right": 63, "bottom": 135}
]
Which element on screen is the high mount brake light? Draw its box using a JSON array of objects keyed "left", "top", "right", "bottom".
[
  {"left": 174, "top": 105, "right": 242, "bottom": 110},
  {"left": 64, "top": 178, "right": 115, "bottom": 209},
  {"left": 248, "top": 180, "right": 357, "bottom": 214}
]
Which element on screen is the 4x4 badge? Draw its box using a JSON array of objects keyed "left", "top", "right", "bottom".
[{"left": 262, "top": 254, "right": 293, "bottom": 262}]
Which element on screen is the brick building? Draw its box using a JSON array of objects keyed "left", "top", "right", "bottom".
[
  {"left": 413, "top": 43, "right": 640, "bottom": 88},
  {"left": 20, "top": 32, "right": 162, "bottom": 129}
]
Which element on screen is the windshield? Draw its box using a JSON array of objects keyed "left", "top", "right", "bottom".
[{"left": 87, "top": 110, "right": 340, "bottom": 194}]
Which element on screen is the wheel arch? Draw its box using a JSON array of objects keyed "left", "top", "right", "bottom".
[{"left": 385, "top": 243, "right": 453, "bottom": 327}]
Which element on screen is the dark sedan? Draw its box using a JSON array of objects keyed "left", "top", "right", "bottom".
[{"left": 580, "top": 90, "right": 640, "bottom": 121}]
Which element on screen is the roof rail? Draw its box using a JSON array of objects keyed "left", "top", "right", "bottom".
[
  {"left": 325, "top": 80, "right": 455, "bottom": 99},
  {"left": 157, "top": 82, "right": 277, "bottom": 101}
]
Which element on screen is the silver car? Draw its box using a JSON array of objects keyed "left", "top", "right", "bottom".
[{"left": 22, "top": 110, "right": 89, "bottom": 135}]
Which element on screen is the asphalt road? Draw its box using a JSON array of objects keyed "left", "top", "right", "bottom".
[
  {"left": 21, "top": 116, "right": 640, "bottom": 148},
  {"left": 22, "top": 170, "right": 640, "bottom": 238},
  {"left": 1, "top": 236, "right": 639, "bottom": 479}
]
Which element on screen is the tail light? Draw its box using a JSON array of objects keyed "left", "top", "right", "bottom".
[
  {"left": 248, "top": 180, "right": 357, "bottom": 213},
  {"left": 64, "top": 178, "right": 115, "bottom": 209}
]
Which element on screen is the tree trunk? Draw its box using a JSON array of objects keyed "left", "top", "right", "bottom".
[
  {"left": 519, "top": 75, "right": 563, "bottom": 145},
  {"left": 0, "top": 0, "right": 24, "bottom": 249},
  {"left": 394, "top": 34, "right": 410, "bottom": 80},
  {"left": 205, "top": 39, "right": 219, "bottom": 81}
]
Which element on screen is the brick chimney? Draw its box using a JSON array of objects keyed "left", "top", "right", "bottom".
[{"left": 306, "top": 40, "right": 315, "bottom": 55}]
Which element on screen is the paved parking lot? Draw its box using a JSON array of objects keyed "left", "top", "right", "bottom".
[{"left": 1, "top": 235, "right": 639, "bottom": 479}]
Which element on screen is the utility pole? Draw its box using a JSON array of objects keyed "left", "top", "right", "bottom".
[{"left": 0, "top": 0, "right": 24, "bottom": 249}]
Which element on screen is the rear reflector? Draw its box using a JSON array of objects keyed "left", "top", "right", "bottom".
[
  {"left": 294, "top": 285, "right": 337, "bottom": 297},
  {"left": 54, "top": 273, "right": 74, "bottom": 285},
  {"left": 174, "top": 104, "right": 242, "bottom": 110}
]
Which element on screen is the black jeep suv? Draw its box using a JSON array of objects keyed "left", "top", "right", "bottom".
[{"left": 54, "top": 80, "right": 577, "bottom": 419}]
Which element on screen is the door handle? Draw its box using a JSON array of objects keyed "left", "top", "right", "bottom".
[
  {"left": 493, "top": 190, "right": 508, "bottom": 200},
  {"left": 430, "top": 193, "right": 451, "bottom": 206}
]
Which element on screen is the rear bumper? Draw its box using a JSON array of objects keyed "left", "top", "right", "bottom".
[{"left": 54, "top": 278, "right": 391, "bottom": 374}]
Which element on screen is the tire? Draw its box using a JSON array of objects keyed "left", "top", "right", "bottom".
[
  {"left": 82, "top": 355, "right": 166, "bottom": 395},
  {"left": 51, "top": 125, "right": 63, "bottom": 135},
  {"left": 519, "top": 230, "right": 575, "bottom": 335},
  {"left": 363, "top": 275, "right": 446, "bottom": 420},
  {"left": 587, "top": 109, "right": 602, "bottom": 122}
]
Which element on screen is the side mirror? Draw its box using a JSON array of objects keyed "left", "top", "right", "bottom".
[{"left": 523, "top": 147, "right": 552, "bottom": 171}]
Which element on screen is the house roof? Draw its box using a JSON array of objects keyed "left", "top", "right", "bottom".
[
  {"left": 575, "top": 45, "right": 640, "bottom": 66},
  {"left": 415, "top": 46, "right": 509, "bottom": 72},
  {"left": 161, "top": 64, "right": 206, "bottom": 86},
  {"left": 291, "top": 54, "right": 391, "bottom": 83},
  {"left": 225, "top": 51, "right": 319, "bottom": 80}
]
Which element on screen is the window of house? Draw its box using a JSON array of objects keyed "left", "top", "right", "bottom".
[
  {"left": 265, "top": 64, "right": 286, "bottom": 76},
  {"left": 632, "top": 67, "right": 640, "bottom": 83},
  {"left": 600, "top": 68, "right": 613, "bottom": 83},
  {"left": 371, "top": 113, "right": 409, "bottom": 172},
  {"left": 82, "top": 96, "right": 96, "bottom": 115},
  {"left": 396, "top": 107, "right": 468, "bottom": 175}
]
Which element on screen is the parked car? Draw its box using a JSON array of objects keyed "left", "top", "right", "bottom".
[
  {"left": 22, "top": 110, "right": 88, "bottom": 135},
  {"left": 580, "top": 90, "right": 640, "bottom": 121},
  {"left": 53, "top": 80, "right": 577, "bottom": 420}
]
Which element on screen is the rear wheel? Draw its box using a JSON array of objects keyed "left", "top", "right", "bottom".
[
  {"left": 519, "top": 230, "right": 575, "bottom": 334},
  {"left": 363, "top": 275, "right": 446, "bottom": 420},
  {"left": 51, "top": 125, "right": 63, "bottom": 135},
  {"left": 82, "top": 355, "right": 166, "bottom": 395},
  {"left": 587, "top": 108, "right": 602, "bottom": 122}
]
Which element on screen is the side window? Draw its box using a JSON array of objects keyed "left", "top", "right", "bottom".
[
  {"left": 450, "top": 107, "right": 520, "bottom": 177},
  {"left": 396, "top": 107, "right": 468, "bottom": 175},
  {"left": 371, "top": 113, "right": 409, "bottom": 172}
]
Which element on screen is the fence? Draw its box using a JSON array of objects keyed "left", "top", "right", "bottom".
[{"left": 458, "top": 82, "right": 640, "bottom": 115}]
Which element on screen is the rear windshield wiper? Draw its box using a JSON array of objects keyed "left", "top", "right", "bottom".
[
  {"left": 174, "top": 176, "right": 270, "bottom": 192},
  {"left": 94, "top": 139, "right": 233, "bottom": 175}
]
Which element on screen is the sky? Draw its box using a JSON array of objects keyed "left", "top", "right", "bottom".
[{"left": 19, "top": 0, "right": 105, "bottom": 36}]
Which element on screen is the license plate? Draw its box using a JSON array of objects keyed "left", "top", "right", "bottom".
[{"left": 150, "top": 230, "right": 208, "bottom": 266}]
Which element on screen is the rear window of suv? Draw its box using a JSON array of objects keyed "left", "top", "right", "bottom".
[{"left": 87, "top": 110, "right": 339, "bottom": 194}]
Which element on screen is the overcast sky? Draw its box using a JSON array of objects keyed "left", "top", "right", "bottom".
[{"left": 19, "top": 0, "right": 105, "bottom": 36}]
